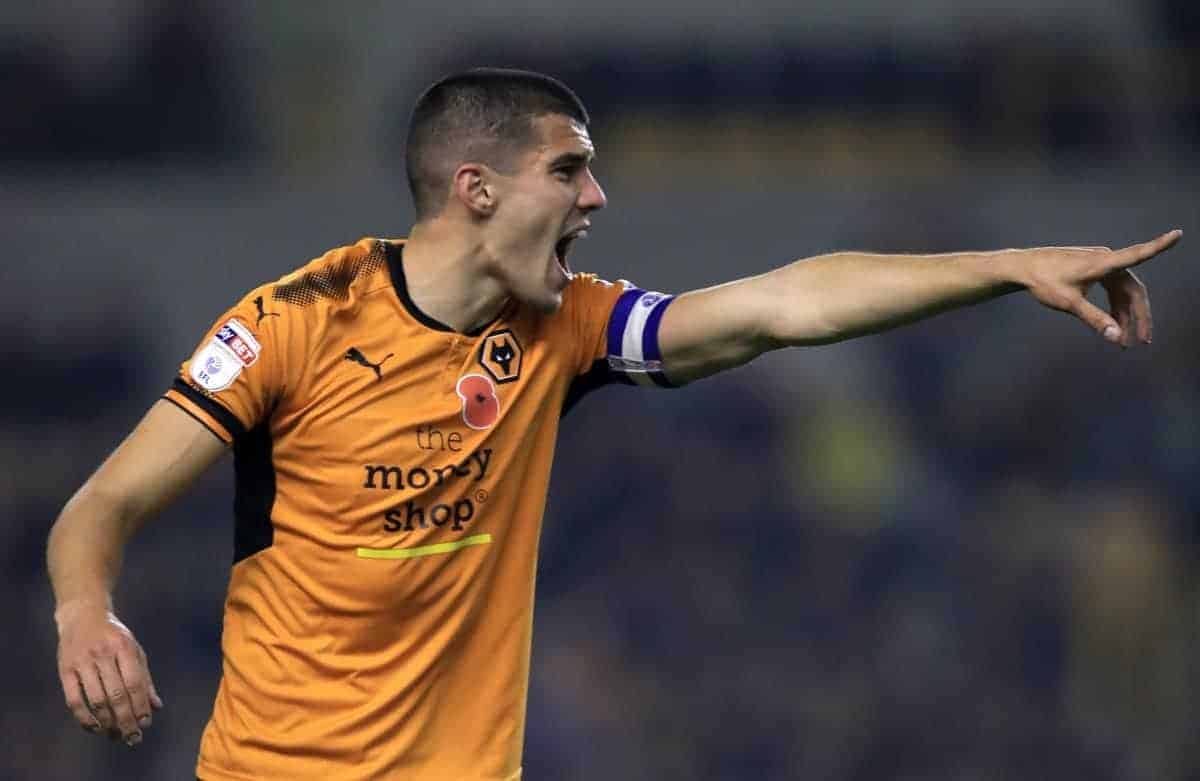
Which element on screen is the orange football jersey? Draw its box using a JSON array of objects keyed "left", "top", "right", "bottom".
[{"left": 164, "top": 238, "right": 675, "bottom": 780}]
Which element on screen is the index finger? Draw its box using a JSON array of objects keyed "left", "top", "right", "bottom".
[
  {"left": 116, "top": 647, "right": 155, "bottom": 731},
  {"left": 1111, "top": 229, "right": 1183, "bottom": 269},
  {"left": 96, "top": 658, "right": 142, "bottom": 745}
]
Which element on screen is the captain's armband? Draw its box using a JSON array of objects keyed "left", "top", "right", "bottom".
[{"left": 605, "top": 286, "right": 676, "bottom": 388}]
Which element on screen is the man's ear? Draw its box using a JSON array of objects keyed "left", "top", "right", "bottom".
[{"left": 452, "top": 163, "right": 496, "bottom": 217}]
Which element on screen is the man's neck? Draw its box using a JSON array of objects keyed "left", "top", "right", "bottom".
[{"left": 401, "top": 221, "right": 509, "bottom": 334}]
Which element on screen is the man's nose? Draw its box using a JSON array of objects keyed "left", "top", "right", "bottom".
[{"left": 579, "top": 169, "right": 607, "bottom": 212}]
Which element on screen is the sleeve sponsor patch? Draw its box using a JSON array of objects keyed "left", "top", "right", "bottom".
[
  {"left": 215, "top": 318, "right": 261, "bottom": 366},
  {"left": 190, "top": 318, "right": 260, "bottom": 392}
]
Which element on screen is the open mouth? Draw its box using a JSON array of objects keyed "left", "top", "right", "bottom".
[{"left": 554, "top": 227, "right": 588, "bottom": 273}]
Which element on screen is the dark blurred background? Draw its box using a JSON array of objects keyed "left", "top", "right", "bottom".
[{"left": 5, "top": 1, "right": 1199, "bottom": 779}]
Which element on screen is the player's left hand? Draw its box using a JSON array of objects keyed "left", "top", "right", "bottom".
[{"left": 1016, "top": 229, "right": 1181, "bottom": 347}]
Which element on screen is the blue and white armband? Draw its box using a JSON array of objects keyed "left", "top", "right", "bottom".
[{"left": 605, "top": 286, "right": 675, "bottom": 388}]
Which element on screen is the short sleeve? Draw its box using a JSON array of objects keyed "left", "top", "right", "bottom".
[
  {"left": 561, "top": 273, "right": 677, "bottom": 413},
  {"left": 163, "top": 288, "right": 290, "bottom": 444}
]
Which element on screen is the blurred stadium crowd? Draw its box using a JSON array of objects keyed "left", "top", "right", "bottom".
[{"left": 3, "top": 1, "right": 1198, "bottom": 779}]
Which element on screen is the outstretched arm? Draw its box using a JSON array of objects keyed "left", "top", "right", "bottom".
[
  {"left": 658, "top": 230, "right": 1181, "bottom": 384},
  {"left": 48, "top": 400, "right": 227, "bottom": 745}
]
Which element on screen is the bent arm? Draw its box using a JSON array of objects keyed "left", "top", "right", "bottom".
[
  {"left": 658, "top": 231, "right": 1179, "bottom": 384},
  {"left": 48, "top": 399, "right": 228, "bottom": 743},
  {"left": 48, "top": 399, "right": 228, "bottom": 613}
]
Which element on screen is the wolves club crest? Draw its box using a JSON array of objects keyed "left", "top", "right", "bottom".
[{"left": 478, "top": 329, "right": 522, "bottom": 384}]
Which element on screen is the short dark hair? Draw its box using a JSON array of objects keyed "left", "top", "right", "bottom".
[{"left": 405, "top": 67, "right": 590, "bottom": 220}]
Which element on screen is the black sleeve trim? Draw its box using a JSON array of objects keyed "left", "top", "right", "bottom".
[
  {"left": 562, "top": 359, "right": 634, "bottom": 417},
  {"left": 161, "top": 395, "right": 233, "bottom": 446},
  {"left": 170, "top": 377, "right": 249, "bottom": 441}
]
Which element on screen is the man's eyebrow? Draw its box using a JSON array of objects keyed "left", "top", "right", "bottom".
[{"left": 547, "top": 151, "right": 593, "bottom": 168}]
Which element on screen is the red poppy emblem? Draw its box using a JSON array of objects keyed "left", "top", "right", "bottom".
[{"left": 456, "top": 373, "right": 500, "bottom": 429}]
